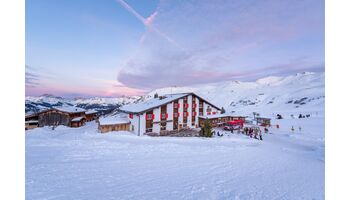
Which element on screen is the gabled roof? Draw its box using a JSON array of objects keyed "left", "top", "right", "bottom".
[
  {"left": 86, "top": 109, "right": 98, "bottom": 114},
  {"left": 99, "top": 116, "right": 130, "bottom": 126},
  {"left": 71, "top": 116, "right": 85, "bottom": 122},
  {"left": 119, "top": 92, "right": 220, "bottom": 114},
  {"left": 53, "top": 106, "right": 86, "bottom": 113}
]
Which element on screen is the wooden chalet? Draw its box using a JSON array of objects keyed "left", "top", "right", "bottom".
[
  {"left": 98, "top": 117, "right": 131, "bottom": 133},
  {"left": 85, "top": 110, "right": 99, "bottom": 121},
  {"left": 25, "top": 106, "right": 88, "bottom": 129},
  {"left": 25, "top": 114, "right": 39, "bottom": 130}
]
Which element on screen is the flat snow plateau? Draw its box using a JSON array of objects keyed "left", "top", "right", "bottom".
[{"left": 26, "top": 116, "right": 324, "bottom": 200}]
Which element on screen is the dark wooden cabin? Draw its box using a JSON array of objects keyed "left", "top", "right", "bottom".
[
  {"left": 25, "top": 106, "right": 87, "bottom": 129},
  {"left": 85, "top": 110, "right": 99, "bottom": 121}
]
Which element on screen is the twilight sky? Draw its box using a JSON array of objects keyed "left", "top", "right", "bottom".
[{"left": 26, "top": 0, "right": 324, "bottom": 98}]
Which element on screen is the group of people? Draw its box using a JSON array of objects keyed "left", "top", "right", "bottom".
[
  {"left": 291, "top": 126, "right": 302, "bottom": 132},
  {"left": 216, "top": 126, "right": 271, "bottom": 141},
  {"left": 242, "top": 127, "right": 265, "bottom": 140}
]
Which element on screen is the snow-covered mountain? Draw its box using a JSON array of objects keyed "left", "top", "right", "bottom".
[
  {"left": 144, "top": 71, "right": 325, "bottom": 116},
  {"left": 26, "top": 72, "right": 324, "bottom": 117},
  {"left": 25, "top": 94, "right": 140, "bottom": 114}
]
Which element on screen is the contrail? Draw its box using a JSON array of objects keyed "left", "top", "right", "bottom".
[
  {"left": 115, "top": 0, "right": 146, "bottom": 24},
  {"left": 115, "top": 0, "right": 178, "bottom": 46}
]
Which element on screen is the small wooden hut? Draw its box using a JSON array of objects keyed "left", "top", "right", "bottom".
[
  {"left": 256, "top": 117, "right": 271, "bottom": 126},
  {"left": 98, "top": 117, "right": 131, "bottom": 133},
  {"left": 85, "top": 110, "right": 99, "bottom": 121}
]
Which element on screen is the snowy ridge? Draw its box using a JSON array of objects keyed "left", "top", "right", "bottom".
[
  {"left": 25, "top": 95, "right": 141, "bottom": 114},
  {"left": 145, "top": 72, "right": 325, "bottom": 116}
]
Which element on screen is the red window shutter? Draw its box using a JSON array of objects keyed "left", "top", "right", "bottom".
[
  {"left": 186, "top": 103, "right": 189, "bottom": 108},
  {"left": 178, "top": 112, "right": 180, "bottom": 117},
  {"left": 129, "top": 113, "right": 133, "bottom": 119},
  {"left": 152, "top": 114, "right": 154, "bottom": 120},
  {"left": 145, "top": 114, "right": 148, "bottom": 120},
  {"left": 166, "top": 113, "right": 168, "bottom": 119},
  {"left": 178, "top": 103, "right": 181, "bottom": 108},
  {"left": 207, "top": 112, "right": 211, "bottom": 115},
  {"left": 160, "top": 113, "right": 162, "bottom": 119}
]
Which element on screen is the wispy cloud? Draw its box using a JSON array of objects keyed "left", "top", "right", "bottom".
[
  {"left": 25, "top": 65, "right": 41, "bottom": 88},
  {"left": 117, "top": 0, "right": 324, "bottom": 89}
]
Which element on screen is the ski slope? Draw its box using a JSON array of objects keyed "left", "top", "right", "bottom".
[{"left": 26, "top": 114, "right": 324, "bottom": 200}]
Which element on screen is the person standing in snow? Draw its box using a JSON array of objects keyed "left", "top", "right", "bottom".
[
  {"left": 253, "top": 128, "right": 257, "bottom": 139},
  {"left": 299, "top": 126, "right": 301, "bottom": 132},
  {"left": 259, "top": 129, "right": 263, "bottom": 140},
  {"left": 291, "top": 126, "right": 295, "bottom": 132},
  {"left": 276, "top": 124, "right": 280, "bottom": 129},
  {"left": 249, "top": 128, "right": 253, "bottom": 138},
  {"left": 264, "top": 127, "right": 268, "bottom": 134}
]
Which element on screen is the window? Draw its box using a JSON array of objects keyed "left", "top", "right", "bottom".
[
  {"left": 161, "top": 113, "right": 167, "bottom": 120},
  {"left": 199, "top": 112, "right": 203, "bottom": 116},
  {"left": 192, "top": 103, "right": 196, "bottom": 108},
  {"left": 173, "top": 112, "right": 179, "bottom": 118},
  {"left": 146, "top": 114, "right": 153, "bottom": 120},
  {"left": 183, "top": 112, "right": 188, "bottom": 117}
]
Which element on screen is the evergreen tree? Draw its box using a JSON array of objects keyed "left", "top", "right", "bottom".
[
  {"left": 221, "top": 107, "right": 226, "bottom": 114},
  {"left": 200, "top": 118, "right": 213, "bottom": 137},
  {"left": 154, "top": 93, "right": 159, "bottom": 99}
]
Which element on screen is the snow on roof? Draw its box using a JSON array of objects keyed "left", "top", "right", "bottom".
[
  {"left": 71, "top": 117, "right": 85, "bottom": 122},
  {"left": 85, "top": 109, "right": 98, "bottom": 114},
  {"left": 120, "top": 93, "right": 189, "bottom": 113},
  {"left": 54, "top": 106, "right": 86, "bottom": 113},
  {"left": 199, "top": 113, "right": 246, "bottom": 119},
  {"left": 25, "top": 120, "right": 38, "bottom": 123},
  {"left": 99, "top": 116, "right": 130, "bottom": 126},
  {"left": 256, "top": 117, "right": 271, "bottom": 120}
]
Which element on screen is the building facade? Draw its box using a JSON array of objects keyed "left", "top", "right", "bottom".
[
  {"left": 120, "top": 93, "right": 221, "bottom": 136},
  {"left": 25, "top": 106, "right": 99, "bottom": 129}
]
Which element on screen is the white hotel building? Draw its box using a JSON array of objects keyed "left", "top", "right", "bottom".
[{"left": 119, "top": 93, "right": 221, "bottom": 136}]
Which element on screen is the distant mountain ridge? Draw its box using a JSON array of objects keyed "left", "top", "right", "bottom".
[
  {"left": 25, "top": 95, "right": 140, "bottom": 114},
  {"left": 26, "top": 72, "right": 325, "bottom": 117}
]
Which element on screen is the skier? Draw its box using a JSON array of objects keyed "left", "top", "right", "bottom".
[
  {"left": 217, "top": 131, "right": 220, "bottom": 137},
  {"left": 244, "top": 127, "right": 248, "bottom": 135},
  {"left": 299, "top": 126, "right": 302, "bottom": 132},
  {"left": 276, "top": 124, "right": 280, "bottom": 129},
  {"left": 264, "top": 127, "right": 268, "bottom": 134},
  {"left": 249, "top": 128, "right": 253, "bottom": 138},
  {"left": 291, "top": 126, "right": 295, "bottom": 132},
  {"left": 254, "top": 128, "right": 258, "bottom": 139},
  {"left": 259, "top": 129, "right": 263, "bottom": 140}
]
